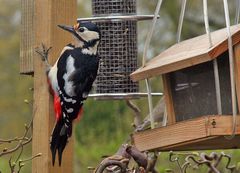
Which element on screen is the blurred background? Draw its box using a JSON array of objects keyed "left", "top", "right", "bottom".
[{"left": 0, "top": 0, "right": 240, "bottom": 172}]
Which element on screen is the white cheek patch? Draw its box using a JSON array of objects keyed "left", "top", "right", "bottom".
[{"left": 77, "top": 30, "right": 99, "bottom": 42}]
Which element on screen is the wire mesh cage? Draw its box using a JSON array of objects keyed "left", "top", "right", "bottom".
[
  {"left": 92, "top": 0, "right": 139, "bottom": 97},
  {"left": 92, "top": 0, "right": 136, "bottom": 16}
]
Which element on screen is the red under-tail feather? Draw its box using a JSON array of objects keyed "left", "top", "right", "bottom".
[{"left": 53, "top": 95, "right": 62, "bottom": 121}]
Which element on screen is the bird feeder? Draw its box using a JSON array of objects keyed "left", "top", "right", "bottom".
[
  {"left": 78, "top": 0, "right": 162, "bottom": 100},
  {"left": 130, "top": 24, "right": 240, "bottom": 151},
  {"left": 93, "top": 0, "right": 138, "bottom": 97}
]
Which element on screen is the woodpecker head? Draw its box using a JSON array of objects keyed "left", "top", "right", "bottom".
[{"left": 58, "top": 21, "right": 101, "bottom": 50}]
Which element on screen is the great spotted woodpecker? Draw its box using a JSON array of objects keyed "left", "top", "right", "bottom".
[{"left": 36, "top": 21, "right": 101, "bottom": 166}]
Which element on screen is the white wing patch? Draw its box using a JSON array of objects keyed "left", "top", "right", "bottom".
[
  {"left": 63, "top": 55, "right": 76, "bottom": 97},
  {"left": 48, "top": 46, "right": 74, "bottom": 94}
]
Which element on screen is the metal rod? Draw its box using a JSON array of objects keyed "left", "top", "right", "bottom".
[
  {"left": 142, "top": 0, "right": 163, "bottom": 67},
  {"left": 203, "top": 0, "right": 213, "bottom": 47},
  {"left": 142, "top": 0, "right": 163, "bottom": 129},
  {"left": 146, "top": 79, "right": 155, "bottom": 129},
  {"left": 203, "top": 0, "right": 222, "bottom": 115},
  {"left": 162, "top": 106, "right": 167, "bottom": 127},
  {"left": 223, "top": 0, "right": 237, "bottom": 139},
  {"left": 213, "top": 60, "right": 222, "bottom": 114},
  {"left": 176, "top": 0, "right": 187, "bottom": 43},
  {"left": 235, "top": 0, "right": 240, "bottom": 24},
  {"left": 77, "top": 15, "right": 160, "bottom": 22},
  {"left": 88, "top": 92, "right": 163, "bottom": 99}
]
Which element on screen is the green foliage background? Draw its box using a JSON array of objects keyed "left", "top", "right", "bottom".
[{"left": 0, "top": 0, "right": 240, "bottom": 173}]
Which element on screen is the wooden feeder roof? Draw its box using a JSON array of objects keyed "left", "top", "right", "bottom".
[{"left": 131, "top": 24, "right": 240, "bottom": 82}]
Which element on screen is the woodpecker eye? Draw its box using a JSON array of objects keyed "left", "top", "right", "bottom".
[{"left": 79, "top": 27, "right": 85, "bottom": 32}]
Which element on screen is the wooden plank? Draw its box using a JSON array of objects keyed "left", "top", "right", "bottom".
[
  {"left": 131, "top": 24, "right": 240, "bottom": 82},
  {"left": 234, "top": 43, "right": 240, "bottom": 111},
  {"left": 160, "top": 136, "right": 240, "bottom": 151},
  {"left": 32, "top": 0, "right": 76, "bottom": 173},
  {"left": 132, "top": 116, "right": 208, "bottom": 151},
  {"left": 160, "top": 136, "right": 218, "bottom": 151},
  {"left": 20, "top": 0, "right": 34, "bottom": 74},
  {"left": 132, "top": 115, "right": 240, "bottom": 152},
  {"left": 207, "top": 116, "right": 240, "bottom": 136},
  {"left": 162, "top": 74, "right": 176, "bottom": 125}
]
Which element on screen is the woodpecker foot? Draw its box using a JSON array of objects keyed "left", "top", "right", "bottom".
[{"left": 35, "top": 43, "right": 52, "bottom": 67}]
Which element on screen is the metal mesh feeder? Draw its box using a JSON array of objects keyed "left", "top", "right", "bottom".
[
  {"left": 78, "top": 0, "right": 162, "bottom": 99},
  {"left": 95, "top": 20, "right": 138, "bottom": 93},
  {"left": 92, "top": 0, "right": 136, "bottom": 15}
]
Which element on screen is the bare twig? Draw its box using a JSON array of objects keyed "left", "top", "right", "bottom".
[
  {"left": 15, "top": 144, "right": 24, "bottom": 165},
  {"left": 0, "top": 137, "right": 30, "bottom": 145},
  {"left": 94, "top": 144, "right": 148, "bottom": 173},
  {"left": 126, "top": 145, "right": 148, "bottom": 169},
  {"left": 146, "top": 152, "right": 159, "bottom": 173},
  {"left": 170, "top": 151, "right": 236, "bottom": 173},
  {"left": 135, "top": 97, "right": 165, "bottom": 131},
  {"left": 9, "top": 157, "right": 15, "bottom": 173},
  {"left": 126, "top": 100, "right": 142, "bottom": 127},
  {"left": 221, "top": 152, "right": 235, "bottom": 173},
  {"left": 17, "top": 153, "right": 42, "bottom": 173},
  {"left": 0, "top": 100, "right": 35, "bottom": 157},
  {"left": 94, "top": 155, "right": 129, "bottom": 173},
  {"left": 35, "top": 43, "right": 52, "bottom": 64},
  {"left": 0, "top": 98, "right": 40, "bottom": 173},
  {"left": 0, "top": 120, "right": 33, "bottom": 157}
]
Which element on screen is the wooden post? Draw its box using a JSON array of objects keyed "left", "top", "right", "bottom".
[
  {"left": 32, "top": 0, "right": 76, "bottom": 172},
  {"left": 162, "top": 74, "right": 176, "bottom": 125},
  {"left": 234, "top": 43, "right": 240, "bottom": 111}
]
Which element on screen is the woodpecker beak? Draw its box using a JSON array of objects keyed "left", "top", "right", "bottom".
[{"left": 58, "top": 24, "right": 75, "bottom": 34}]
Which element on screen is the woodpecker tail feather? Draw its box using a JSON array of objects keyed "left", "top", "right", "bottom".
[{"left": 50, "top": 117, "right": 72, "bottom": 166}]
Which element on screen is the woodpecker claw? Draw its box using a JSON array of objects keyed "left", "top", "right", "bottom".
[{"left": 35, "top": 43, "right": 52, "bottom": 68}]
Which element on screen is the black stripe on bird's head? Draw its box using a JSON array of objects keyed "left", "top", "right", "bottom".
[{"left": 58, "top": 21, "right": 101, "bottom": 49}]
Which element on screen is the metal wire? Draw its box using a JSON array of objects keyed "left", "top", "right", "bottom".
[
  {"left": 88, "top": 92, "right": 163, "bottom": 100},
  {"left": 92, "top": 0, "right": 136, "bottom": 15},
  {"left": 142, "top": 0, "right": 163, "bottom": 67},
  {"left": 145, "top": 79, "right": 155, "bottom": 129},
  {"left": 77, "top": 15, "right": 159, "bottom": 22},
  {"left": 203, "top": 0, "right": 222, "bottom": 115},
  {"left": 142, "top": 0, "right": 163, "bottom": 129},
  {"left": 95, "top": 20, "right": 138, "bottom": 95},
  {"left": 203, "top": 0, "right": 213, "bottom": 47},
  {"left": 223, "top": 0, "right": 237, "bottom": 139},
  {"left": 235, "top": 0, "right": 240, "bottom": 24},
  {"left": 176, "top": 0, "right": 187, "bottom": 43},
  {"left": 213, "top": 60, "right": 222, "bottom": 114}
]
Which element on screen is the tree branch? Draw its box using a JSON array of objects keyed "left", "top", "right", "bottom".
[{"left": 126, "top": 100, "right": 142, "bottom": 127}]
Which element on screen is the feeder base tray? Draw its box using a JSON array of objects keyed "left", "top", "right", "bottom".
[{"left": 132, "top": 115, "right": 240, "bottom": 151}]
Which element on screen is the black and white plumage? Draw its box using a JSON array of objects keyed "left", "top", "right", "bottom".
[{"left": 38, "top": 21, "right": 101, "bottom": 166}]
